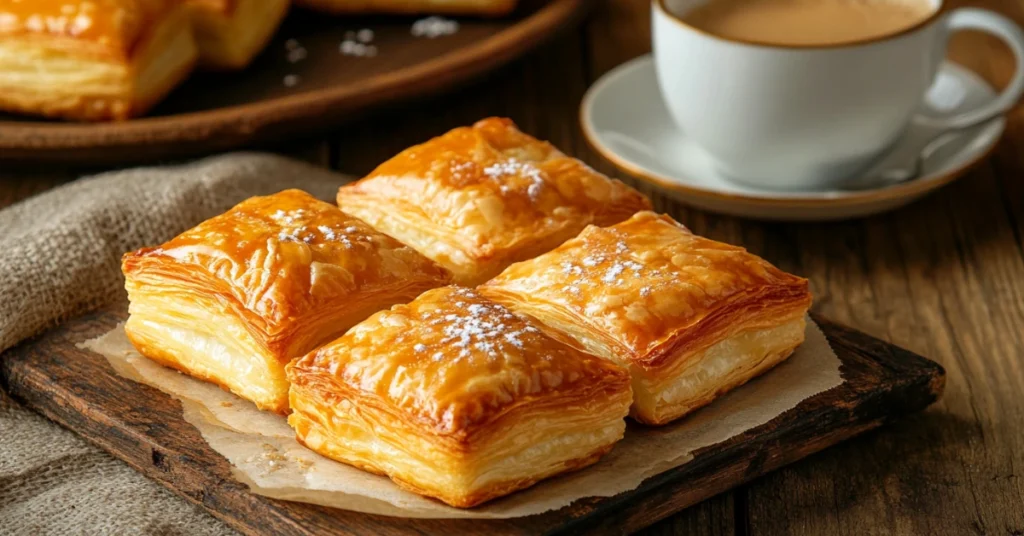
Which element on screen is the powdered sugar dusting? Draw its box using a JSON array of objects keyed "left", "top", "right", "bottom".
[
  {"left": 554, "top": 235, "right": 658, "bottom": 294},
  {"left": 483, "top": 158, "right": 545, "bottom": 200},
  {"left": 602, "top": 263, "right": 625, "bottom": 283},
  {"left": 271, "top": 210, "right": 373, "bottom": 247},
  {"left": 416, "top": 290, "right": 540, "bottom": 361}
]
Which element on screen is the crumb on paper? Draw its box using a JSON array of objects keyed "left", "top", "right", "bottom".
[
  {"left": 411, "top": 16, "right": 459, "bottom": 39},
  {"left": 220, "top": 401, "right": 233, "bottom": 408},
  {"left": 245, "top": 443, "right": 290, "bottom": 474}
]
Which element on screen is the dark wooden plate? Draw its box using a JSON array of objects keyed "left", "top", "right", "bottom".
[
  {"left": 0, "top": 0, "right": 586, "bottom": 165},
  {"left": 1, "top": 309, "right": 944, "bottom": 535}
]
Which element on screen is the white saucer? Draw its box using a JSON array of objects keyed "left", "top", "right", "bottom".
[{"left": 581, "top": 55, "right": 1005, "bottom": 221}]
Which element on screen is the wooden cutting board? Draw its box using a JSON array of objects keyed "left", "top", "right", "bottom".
[
  {"left": 0, "top": 0, "right": 586, "bottom": 165},
  {"left": 0, "top": 309, "right": 944, "bottom": 535}
]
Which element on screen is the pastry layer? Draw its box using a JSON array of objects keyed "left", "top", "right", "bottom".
[
  {"left": 294, "top": 0, "right": 516, "bottom": 16},
  {"left": 479, "top": 211, "right": 812, "bottom": 425},
  {"left": 122, "top": 190, "right": 452, "bottom": 413},
  {"left": 287, "top": 286, "right": 632, "bottom": 507},
  {"left": 337, "top": 117, "right": 651, "bottom": 285},
  {"left": 0, "top": 1, "right": 196, "bottom": 120},
  {"left": 630, "top": 317, "right": 805, "bottom": 424},
  {"left": 188, "top": 0, "right": 289, "bottom": 69}
]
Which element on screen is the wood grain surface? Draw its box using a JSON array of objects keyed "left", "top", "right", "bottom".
[
  {"left": 1, "top": 0, "right": 1022, "bottom": 533},
  {"left": 0, "top": 309, "right": 943, "bottom": 535}
]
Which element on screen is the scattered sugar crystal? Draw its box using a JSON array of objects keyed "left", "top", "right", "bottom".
[
  {"left": 640, "top": 286, "right": 652, "bottom": 297},
  {"left": 602, "top": 263, "right": 625, "bottom": 283},
  {"left": 432, "top": 351, "right": 444, "bottom": 361},
  {"left": 283, "top": 74, "right": 300, "bottom": 87},
  {"left": 483, "top": 158, "right": 545, "bottom": 200},
  {"left": 413, "top": 343, "right": 427, "bottom": 352},
  {"left": 449, "top": 160, "right": 474, "bottom": 179},
  {"left": 317, "top": 225, "right": 337, "bottom": 240},
  {"left": 411, "top": 16, "right": 459, "bottom": 39},
  {"left": 340, "top": 40, "right": 377, "bottom": 57},
  {"left": 466, "top": 303, "right": 489, "bottom": 315},
  {"left": 504, "top": 332, "right": 523, "bottom": 348},
  {"left": 285, "top": 38, "right": 300, "bottom": 50},
  {"left": 287, "top": 46, "right": 307, "bottom": 63},
  {"left": 624, "top": 260, "right": 644, "bottom": 272},
  {"left": 561, "top": 262, "right": 583, "bottom": 276},
  {"left": 356, "top": 28, "right": 374, "bottom": 43},
  {"left": 582, "top": 255, "right": 603, "bottom": 267}
]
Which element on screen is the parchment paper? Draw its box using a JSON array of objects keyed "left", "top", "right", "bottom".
[{"left": 81, "top": 319, "right": 842, "bottom": 519}]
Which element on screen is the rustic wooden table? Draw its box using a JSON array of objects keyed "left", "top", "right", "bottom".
[{"left": 2, "top": 0, "right": 1022, "bottom": 534}]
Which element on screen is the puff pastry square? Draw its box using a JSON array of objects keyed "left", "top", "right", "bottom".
[
  {"left": 480, "top": 211, "right": 813, "bottom": 425},
  {"left": 0, "top": 0, "right": 198, "bottom": 121},
  {"left": 122, "top": 190, "right": 452, "bottom": 414},
  {"left": 287, "top": 286, "right": 632, "bottom": 507},
  {"left": 187, "top": 0, "right": 289, "bottom": 70},
  {"left": 295, "top": 0, "right": 516, "bottom": 16},
  {"left": 337, "top": 117, "right": 651, "bottom": 286}
]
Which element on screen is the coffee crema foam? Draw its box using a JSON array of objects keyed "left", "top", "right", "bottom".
[{"left": 680, "top": 0, "right": 936, "bottom": 46}]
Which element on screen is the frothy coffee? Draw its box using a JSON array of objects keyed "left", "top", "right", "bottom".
[{"left": 680, "top": 0, "right": 936, "bottom": 46}]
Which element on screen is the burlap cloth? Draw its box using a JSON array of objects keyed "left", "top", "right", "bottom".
[{"left": 0, "top": 153, "right": 351, "bottom": 535}]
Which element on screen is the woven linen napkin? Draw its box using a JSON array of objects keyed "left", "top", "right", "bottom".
[{"left": 0, "top": 153, "right": 350, "bottom": 535}]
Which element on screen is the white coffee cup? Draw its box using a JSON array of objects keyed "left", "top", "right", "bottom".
[{"left": 652, "top": 0, "right": 1024, "bottom": 190}]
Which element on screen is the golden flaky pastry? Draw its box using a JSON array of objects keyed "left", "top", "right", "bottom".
[
  {"left": 0, "top": 0, "right": 198, "bottom": 121},
  {"left": 294, "top": 0, "right": 516, "bottom": 16},
  {"left": 187, "top": 0, "right": 289, "bottom": 70},
  {"left": 479, "top": 211, "right": 813, "bottom": 425},
  {"left": 337, "top": 117, "right": 651, "bottom": 286},
  {"left": 287, "top": 286, "right": 632, "bottom": 508},
  {"left": 122, "top": 190, "right": 451, "bottom": 414}
]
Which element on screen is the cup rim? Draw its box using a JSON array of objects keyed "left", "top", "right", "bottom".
[{"left": 653, "top": 0, "right": 946, "bottom": 50}]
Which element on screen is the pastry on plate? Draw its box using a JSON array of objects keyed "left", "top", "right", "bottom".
[
  {"left": 294, "top": 0, "right": 516, "bottom": 16},
  {"left": 287, "top": 286, "right": 632, "bottom": 507},
  {"left": 187, "top": 0, "right": 290, "bottom": 70},
  {"left": 122, "top": 190, "right": 451, "bottom": 414},
  {"left": 0, "top": 0, "right": 198, "bottom": 121},
  {"left": 337, "top": 117, "right": 651, "bottom": 286},
  {"left": 479, "top": 211, "right": 813, "bottom": 425}
]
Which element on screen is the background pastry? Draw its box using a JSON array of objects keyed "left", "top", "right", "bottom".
[
  {"left": 480, "top": 211, "right": 813, "bottom": 425},
  {"left": 287, "top": 286, "right": 632, "bottom": 508},
  {"left": 337, "top": 117, "right": 652, "bottom": 286},
  {"left": 294, "top": 0, "right": 516, "bottom": 16},
  {"left": 0, "top": 0, "right": 198, "bottom": 121},
  {"left": 122, "top": 189, "right": 451, "bottom": 414},
  {"left": 187, "top": 0, "right": 290, "bottom": 70}
]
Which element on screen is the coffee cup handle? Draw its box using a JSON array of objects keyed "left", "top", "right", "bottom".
[{"left": 917, "top": 8, "right": 1024, "bottom": 130}]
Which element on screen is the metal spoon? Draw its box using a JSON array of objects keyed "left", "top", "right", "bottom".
[{"left": 840, "top": 107, "right": 1007, "bottom": 191}]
